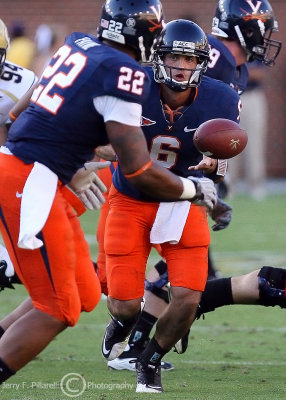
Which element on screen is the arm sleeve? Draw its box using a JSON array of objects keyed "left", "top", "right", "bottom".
[{"left": 93, "top": 95, "right": 142, "bottom": 127}]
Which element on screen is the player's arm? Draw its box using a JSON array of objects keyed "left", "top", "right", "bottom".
[
  {"left": 95, "top": 95, "right": 216, "bottom": 206},
  {"left": 0, "top": 125, "right": 8, "bottom": 146},
  {"left": 9, "top": 85, "right": 36, "bottom": 123}
]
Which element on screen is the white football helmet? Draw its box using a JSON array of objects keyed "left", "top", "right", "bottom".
[{"left": 0, "top": 18, "right": 9, "bottom": 76}]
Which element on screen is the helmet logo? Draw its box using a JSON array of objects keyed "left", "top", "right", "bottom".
[
  {"left": 126, "top": 18, "right": 136, "bottom": 28},
  {"left": 221, "top": 12, "right": 228, "bottom": 22},
  {"left": 173, "top": 41, "right": 195, "bottom": 51},
  {"left": 245, "top": 0, "right": 262, "bottom": 14},
  {"left": 150, "top": 5, "right": 163, "bottom": 23},
  {"left": 149, "top": 5, "right": 163, "bottom": 32}
]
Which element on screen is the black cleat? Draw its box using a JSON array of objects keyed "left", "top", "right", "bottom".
[
  {"left": 102, "top": 317, "right": 134, "bottom": 361},
  {"left": 136, "top": 361, "right": 163, "bottom": 393},
  {"left": 0, "top": 261, "right": 15, "bottom": 291}
]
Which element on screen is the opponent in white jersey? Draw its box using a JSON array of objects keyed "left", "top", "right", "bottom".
[
  {"left": 0, "top": 18, "right": 37, "bottom": 279},
  {"left": 0, "top": 60, "right": 37, "bottom": 127}
]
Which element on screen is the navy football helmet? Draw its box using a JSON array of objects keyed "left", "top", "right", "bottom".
[
  {"left": 0, "top": 19, "right": 9, "bottom": 76},
  {"left": 211, "top": 0, "right": 282, "bottom": 65},
  {"left": 97, "top": 0, "right": 164, "bottom": 63},
  {"left": 152, "top": 19, "right": 210, "bottom": 91}
]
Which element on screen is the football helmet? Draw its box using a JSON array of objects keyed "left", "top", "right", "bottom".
[
  {"left": 211, "top": 0, "right": 282, "bottom": 65},
  {"left": 97, "top": 0, "right": 164, "bottom": 63},
  {"left": 0, "top": 19, "right": 9, "bottom": 76},
  {"left": 152, "top": 19, "right": 210, "bottom": 91}
]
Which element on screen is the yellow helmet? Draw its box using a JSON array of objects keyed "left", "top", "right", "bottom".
[{"left": 0, "top": 18, "right": 9, "bottom": 75}]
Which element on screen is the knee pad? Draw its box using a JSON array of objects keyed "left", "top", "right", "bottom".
[
  {"left": 145, "top": 267, "right": 170, "bottom": 304},
  {"left": 258, "top": 266, "right": 286, "bottom": 308}
]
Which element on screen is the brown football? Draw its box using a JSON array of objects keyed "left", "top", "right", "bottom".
[{"left": 193, "top": 118, "right": 248, "bottom": 159}]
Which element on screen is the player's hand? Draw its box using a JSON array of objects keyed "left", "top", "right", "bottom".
[
  {"left": 95, "top": 144, "right": 117, "bottom": 161},
  {"left": 188, "top": 177, "right": 217, "bottom": 210},
  {"left": 68, "top": 161, "right": 111, "bottom": 210},
  {"left": 188, "top": 155, "right": 217, "bottom": 174},
  {"left": 209, "top": 198, "right": 232, "bottom": 231}
]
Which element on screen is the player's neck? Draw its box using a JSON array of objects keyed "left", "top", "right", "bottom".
[
  {"left": 220, "top": 38, "right": 247, "bottom": 66},
  {"left": 102, "top": 39, "right": 137, "bottom": 60},
  {"left": 160, "top": 84, "right": 194, "bottom": 110}
]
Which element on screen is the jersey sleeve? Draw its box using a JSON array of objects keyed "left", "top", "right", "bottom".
[{"left": 93, "top": 96, "right": 142, "bottom": 126}]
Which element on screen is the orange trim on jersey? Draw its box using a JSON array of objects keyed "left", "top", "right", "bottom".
[
  {"left": 9, "top": 110, "right": 18, "bottom": 122},
  {"left": 124, "top": 160, "right": 153, "bottom": 178}
]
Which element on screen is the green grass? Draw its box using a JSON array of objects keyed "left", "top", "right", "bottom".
[{"left": 1, "top": 194, "right": 286, "bottom": 400}]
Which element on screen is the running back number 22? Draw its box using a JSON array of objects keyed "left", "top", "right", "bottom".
[{"left": 31, "top": 44, "right": 145, "bottom": 114}]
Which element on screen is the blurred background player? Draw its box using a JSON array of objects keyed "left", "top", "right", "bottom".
[
  {"left": 230, "top": 60, "right": 268, "bottom": 199},
  {"left": 107, "top": 0, "right": 282, "bottom": 372},
  {"left": 6, "top": 20, "right": 35, "bottom": 70}
]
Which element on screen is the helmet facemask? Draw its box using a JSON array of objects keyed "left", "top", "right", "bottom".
[
  {"left": 153, "top": 52, "right": 208, "bottom": 91},
  {"left": 251, "top": 27, "right": 281, "bottom": 66},
  {"left": 152, "top": 20, "right": 210, "bottom": 91},
  {"left": 234, "top": 23, "right": 281, "bottom": 66}
]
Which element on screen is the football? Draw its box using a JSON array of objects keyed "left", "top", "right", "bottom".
[{"left": 193, "top": 118, "right": 248, "bottom": 159}]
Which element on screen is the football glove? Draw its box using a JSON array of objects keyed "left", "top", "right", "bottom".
[
  {"left": 188, "top": 177, "right": 217, "bottom": 211},
  {"left": 68, "top": 161, "right": 111, "bottom": 210},
  {"left": 209, "top": 198, "right": 232, "bottom": 231}
]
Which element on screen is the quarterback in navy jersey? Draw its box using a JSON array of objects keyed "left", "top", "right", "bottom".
[
  {"left": 102, "top": 20, "right": 238, "bottom": 393},
  {"left": 113, "top": 67, "right": 240, "bottom": 201}
]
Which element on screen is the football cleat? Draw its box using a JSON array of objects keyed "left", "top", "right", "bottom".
[
  {"left": 101, "top": 317, "right": 134, "bottom": 361},
  {"left": 258, "top": 266, "right": 286, "bottom": 309},
  {"left": 136, "top": 361, "right": 163, "bottom": 393},
  {"left": 0, "top": 260, "right": 15, "bottom": 291},
  {"left": 107, "top": 344, "right": 174, "bottom": 371},
  {"left": 174, "top": 329, "right": 190, "bottom": 354}
]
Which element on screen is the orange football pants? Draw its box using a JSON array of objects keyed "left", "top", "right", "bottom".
[
  {"left": 104, "top": 185, "right": 210, "bottom": 300},
  {"left": 0, "top": 153, "right": 101, "bottom": 326},
  {"left": 96, "top": 161, "right": 117, "bottom": 295}
]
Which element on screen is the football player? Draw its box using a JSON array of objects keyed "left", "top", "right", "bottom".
[
  {"left": 101, "top": 19, "right": 240, "bottom": 393},
  {"left": 109, "top": 0, "right": 283, "bottom": 370},
  {"left": 0, "top": 18, "right": 37, "bottom": 288},
  {"left": 0, "top": 0, "right": 218, "bottom": 385}
]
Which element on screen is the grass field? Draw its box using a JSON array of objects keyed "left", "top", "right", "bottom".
[{"left": 0, "top": 194, "right": 286, "bottom": 400}]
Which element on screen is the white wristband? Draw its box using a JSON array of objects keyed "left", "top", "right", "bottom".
[{"left": 179, "top": 177, "right": 196, "bottom": 200}]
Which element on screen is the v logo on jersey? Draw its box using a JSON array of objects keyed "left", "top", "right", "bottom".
[
  {"left": 184, "top": 126, "right": 196, "bottom": 133},
  {"left": 16, "top": 191, "right": 23, "bottom": 198},
  {"left": 141, "top": 116, "right": 156, "bottom": 126}
]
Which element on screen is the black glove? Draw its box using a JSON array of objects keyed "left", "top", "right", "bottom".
[{"left": 209, "top": 198, "right": 232, "bottom": 231}]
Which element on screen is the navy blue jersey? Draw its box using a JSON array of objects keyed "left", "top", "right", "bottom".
[
  {"left": 113, "top": 67, "right": 240, "bottom": 201},
  {"left": 6, "top": 33, "right": 151, "bottom": 184},
  {"left": 206, "top": 35, "right": 249, "bottom": 95}
]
